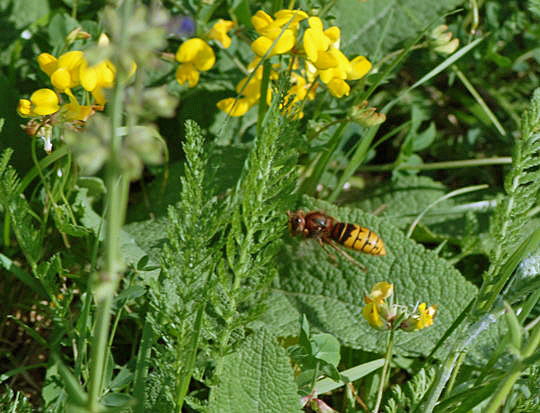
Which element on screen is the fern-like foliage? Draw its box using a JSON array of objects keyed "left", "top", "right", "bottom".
[
  {"left": 0, "top": 148, "right": 42, "bottom": 268},
  {"left": 150, "top": 120, "right": 221, "bottom": 409},
  {"left": 384, "top": 368, "right": 435, "bottom": 413},
  {"left": 215, "top": 98, "right": 298, "bottom": 354},
  {"left": 476, "top": 88, "right": 540, "bottom": 312}
]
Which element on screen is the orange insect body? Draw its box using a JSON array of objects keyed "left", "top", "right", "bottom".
[{"left": 287, "top": 210, "right": 386, "bottom": 256}]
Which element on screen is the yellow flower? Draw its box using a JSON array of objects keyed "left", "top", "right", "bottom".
[
  {"left": 216, "top": 97, "right": 252, "bottom": 117},
  {"left": 37, "top": 53, "right": 58, "bottom": 76},
  {"left": 303, "top": 17, "right": 339, "bottom": 70},
  {"left": 17, "top": 99, "right": 34, "bottom": 117},
  {"left": 273, "top": 9, "right": 308, "bottom": 28},
  {"left": 326, "top": 78, "right": 350, "bottom": 98},
  {"left": 348, "top": 56, "right": 372, "bottom": 80},
  {"left": 175, "top": 38, "right": 215, "bottom": 87},
  {"left": 250, "top": 9, "right": 306, "bottom": 57},
  {"left": 18, "top": 88, "right": 60, "bottom": 117},
  {"left": 362, "top": 282, "right": 394, "bottom": 330},
  {"left": 208, "top": 19, "right": 235, "bottom": 48},
  {"left": 63, "top": 91, "right": 94, "bottom": 121},
  {"left": 318, "top": 50, "right": 372, "bottom": 97},
  {"left": 176, "top": 63, "right": 200, "bottom": 88},
  {"left": 176, "top": 38, "right": 216, "bottom": 71},
  {"left": 251, "top": 30, "right": 296, "bottom": 57},
  {"left": 49, "top": 51, "right": 85, "bottom": 91},
  {"left": 412, "top": 303, "right": 437, "bottom": 330},
  {"left": 79, "top": 60, "right": 116, "bottom": 105}
]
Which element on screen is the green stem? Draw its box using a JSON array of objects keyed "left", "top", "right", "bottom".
[
  {"left": 420, "top": 312, "right": 499, "bottom": 413},
  {"left": 356, "top": 157, "right": 511, "bottom": 172},
  {"left": 329, "top": 125, "right": 379, "bottom": 202},
  {"left": 176, "top": 304, "right": 204, "bottom": 411},
  {"left": 301, "top": 122, "right": 347, "bottom": 195},
  {"left": 443, "top": 352, "right": 464, "bottom": 397},
  {"left": 2, "top": 213, "right": 9, "bottom": 249},
  {"left": 484, "top": 321, "right": 540, "bottom": 413},
  {"left": 133, "top": 309, "right": 153, "bottom": 413},
  {"left": 373, "top": 329, "right": 394, "bottom": 413},
  {"left": 453, "top": 65, "right": 506, "bottom": 136},
  {"left": 86, "top": 1, "right": 133, "bottom": 410}
]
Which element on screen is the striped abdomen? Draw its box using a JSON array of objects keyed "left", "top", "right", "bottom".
[{"left": 331, "top": 222, "right": 386, "bottom": 256}]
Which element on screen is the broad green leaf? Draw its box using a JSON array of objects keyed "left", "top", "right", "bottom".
[
  {"left": 270, "top": 196, "right": 476, "bottom": 357},
  {"left": 348, "top": 175, "right": 455, "bottom": 229},
  {"left": 208, "top": 329, "right": 301, "bottom": 413},
  {"left": 335, "top": 0, "right": 465, "bottom": 57}
]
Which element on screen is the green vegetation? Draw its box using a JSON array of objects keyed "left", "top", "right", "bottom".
[{"left": 1, "top": 0, "right": 539, "bottom": 412}]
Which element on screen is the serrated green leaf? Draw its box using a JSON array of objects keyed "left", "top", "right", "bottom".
[
  {"left": 335, "top": 0, "right": 465, "bottom": 57},
  {"left": 208, "top": 329, "right": 301, "bottom": 413},
  {"left": 271, "top": 196, "right": 476, "bottom": 357}
]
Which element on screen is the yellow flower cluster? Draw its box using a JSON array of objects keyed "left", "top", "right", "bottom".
[
  {"left": 18, "top": 48, "right": 120, "bottom": 123},
  {"left": 362, "top": 282, "right": 438, "bottom": 332},
  {"left": 175, "top": 19, "right": 235, "bottom": 88},
  {"left": 216, "top": 8, "right": 372, "bottom": 118}
]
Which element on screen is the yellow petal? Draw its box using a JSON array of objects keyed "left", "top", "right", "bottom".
[
  {"left": 251, "top": 36, "right": 273, "bottom": 57},
  {"left": 51, "top": 68, "right": 72, "bottom": 90},
  {"left": 37, "top": 53, "right": 58, "bottom": 76},
  {"left": 208, "top": 19, "right": 235, "bottom": 48},
  {"left": 274, "top": 9, "right": 308, "bottom": 27},
  {"left": 30, "top": 88, "right": 60, "bottom": 115},
  {"left": 58, "top": 50, "right": 84, "bottom": 67},
  {"left": 80, "top": 62, "right": 99, "bottom": 91},
  {"left": 251, "top": 10, "right": 273, "bottom": 32},
  {"left": 64, "top": 93, "right": 94, "bottom": 121},
  {"left": 252, "top": 30, "right": 295, "bottom": 56},
  {"left": 307, "top": 16, "right": 323, "bottom": 31},
  {"left": 176, "top": 62, "right": 200, "bottom": 87},
  {"left": 92, "top": 87, "right": 107, "bottom": 105},
  {"left": 17, "top": 99, "right": 34, "bottom": 117},
  {"left": 371, "top": 282, "right": 394, "bottom": 302},
  {"left": 236, "top": 76, "right": 261, "bottom": 99},
  {"left": 324, "top": 26, "right": 341, "bottom": 48},
  {"left": 176, "top": 38, "right": 215, "bottom": 71},
  {"left": 362, "top": 302, "right": 384, "bottom": 329},
  {"left": 348, "top": 56, "right": 372, "bottom": 80},
  {"left": 331, "top": 48, "right": 352, "bottom": 75},
  {"left": 304, "top": 27, "right": 330, "bottom": 62},
  {"left": 217, "top": 97, "right": 251, "bottom": 116},
  {"left": 96, "top": 61, "right": 116, "bottom": 88},
  {"left": 313, "top": 50, "right": 339, "bottom": 70}
]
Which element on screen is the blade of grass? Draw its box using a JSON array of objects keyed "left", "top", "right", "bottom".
[
  {"left": 0, "top": 253, "right": 49, "bottom": 298},
  {"left": 356, "top": 157, "right": 511, "bottom": 171},
  {"left": 406, "top": 184, "right": 488, "bottom": 237},
  {"left": 329, "top": 39, "right": 485, "bottom": 202},
  {"left": 452, "top": 65, "right": 506, "bottom": 136},
  {"left": 314, "top": 359, "right": 385, "bottom": 394}
]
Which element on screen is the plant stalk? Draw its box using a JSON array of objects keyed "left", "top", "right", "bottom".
[
  {"left": 373, "top": 329, "right": 394, "bottom": 413},
  {"left": 86, "top": 1, "right": 132, "bottom": 410}
]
